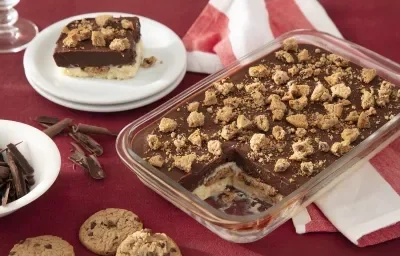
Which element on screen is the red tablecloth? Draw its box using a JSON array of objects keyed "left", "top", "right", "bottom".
[{"left": 1, "top": 0, "right": 399, "bottom": 255}]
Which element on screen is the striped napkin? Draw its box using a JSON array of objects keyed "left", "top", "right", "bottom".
[{"left": 182, "top": 0, "right": 400, "bottom": 246}]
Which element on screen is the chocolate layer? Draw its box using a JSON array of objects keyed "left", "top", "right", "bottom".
[
  {"left": 131, "top": 43, "right": 399, "bottom": 210},
  {"left": 53, "top": 17, "right": 141, "bottom": 67}
]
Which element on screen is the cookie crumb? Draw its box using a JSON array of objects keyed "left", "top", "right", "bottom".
[
  {"left": 311, "top": 82, "right": 332, "bottom": 102},
  {"left": 318, "top": 141, "right": 330, "bottom": 152},
  {"left": 250, "top": 133, "right": 269, "bottom": 152},
  {"left": 188, "top": 129, "right": 202, "bottom": 147},
  {"left": 95, "top": 15, "right": 113, "bottom": 27},
  {"left": 283, "top": 37, "right": 298, "bottom": 51},
  {"left": 221, "top": 122, "right": 238, "bottom": 140},
  {"left": 361, "top": 68, "right": 377, "bottom": 83},
  {"left": 290, "top": 138, "right": 314, "bottom": 161},
  {"left": 141, "top": 56, "right": 158, "bottom": 68},
  {"left": 148, "top": 155, "right": 164, "bottom": 168},
  {"left": 331, "top": 141, "right": 351, "bottom": 156},
  {"left": 214, "top": 82, "right": 234, "bottom": 96},
  {"left": 272, "top": 126, "right": 286, "bottom": 140},
  {"left": 237, "top": 115, "right": 252, "bottom": 129},
  {"left": 91, "top": 31, "right": 106, "bottom": 47},
  {"left": 249, "top": 64, "right": 269, "bottom": 78},
  {"left": 187, "top": 102, "right": 200, "bottom": 112},
  {"left": 297, "top": 49, "right": 309, "bottom": 62},
  {"left": 272, "top": 70, "right": 289, "bottom": 85},
  {"left": 341, "top": 128, "right": 360, "bottom": 143},
  {"left": 254, "top": 115, "right": 270, "bottom": 132},
  {"left": 208, "top": 140, "right": 222, "bottom": 156},
  {"left": 274, "top": 159, "right": 290, "bottom": 172},
  {"left": 357, "top": 112, "right": 370, "bottom": 129},
  {"left": 331, "top": 83, "right": 351, "bottom": 99},
  {"left": 187, "top": 111, "right": 205, "bottom": 127},
  {"left": 300, "top": 161, "right": 314, "bottom": 174},
  {"left": 286, "top": 114, "right": 308, "bottom": 128},
  {"left": 121, "top": 19, "right": 134, "bottom": 30},
  {"left": 147, "top": 134, "right": 162, "bottom": 150},
  {"left": 275, "top": 50, "right": 294, "bottom": 63},
  {"left": 159, "top": 118, "right": 177, "bottom": 132},
  {"left": 216, "top": 106, "right": 235, "bottom": 123},
  {"left": 204, "top": 90, "right": 218, "bottom": 106},
  {"left": 174, "top": 154, "right": 196, "bottom": 172},
  {"left": 109, "top": 38, "right": 130, "bottom": 51}
]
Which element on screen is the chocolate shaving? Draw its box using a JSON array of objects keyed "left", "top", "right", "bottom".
[
  {"left": 0, "top": 161, "right": 8, "bottom": 167},
  {"left": 69, "top": 132, "right": 103, "bottom": 156},
  {"left": 71, "top": 142, "right": 86, "bottom": 155},
  {"left": 6, "top": 151, "right": 27, "bottom": 198},
  {"left": 0, "top": 142, "right": 22, "bottom": 154},
  {"left": 73, "top": 124, "right": 118, "bottom": 136},
  {"left": 7, "top": 143, "right": 34, "bottom": 174},
  {"left": 68, "top": 151, "right": 105, "bottom": 179},
  {"left": 0, "top": 166, "right": 10, "bottom": 179},
  {"left": 43, "top": 118, "right": 73, "bottom": 138},
  {"left": 35, "top": 116, "right": 60, "bottom": 125},
  {"left": 1, "top": 183, "right": 10, "bottom": 206}
]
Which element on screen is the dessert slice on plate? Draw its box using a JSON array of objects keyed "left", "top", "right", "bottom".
[{"left": 53, "top": 15, "right": 143, "bottom": 80}]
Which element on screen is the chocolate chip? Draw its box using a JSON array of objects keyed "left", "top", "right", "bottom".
[
  {"left": 90, "top": 221, "right": 97, "bottom": 229},
  {"left": 160, "top": 243, "right": 165, "bottom": 248},
  {"left": 33, "top": 243, "right": 40, "bottom": 247},
  {"left": 88, "top": 232, "right": 94, "bottom": 236},
  {"left": 107, "top": 220, "right": 116, "bottom": 228},
  {"left": 9, "top": 252, "right": 16, "bottom": 255},
  {"left": 163, "top": 253, "right": 170, "bottom": 256},
  {"left": 146, "top": 252, "right": 155, "bottom": 256},
  {"left": 170, "top": 248, "right": 177, "bottom": 252},
  {"left": 44, "top": 244, "right": 52, "bottom": 249}
]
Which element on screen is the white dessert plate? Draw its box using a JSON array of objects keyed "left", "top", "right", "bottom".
[
  {"left": 0, "top": 120, "right": 61, "bottom": 218},
  {"left": 25, "top": 64, "right": 186, "bottom": 112},
  {"left": 23, "top": 12, "right": 186, "bottom": 105}
]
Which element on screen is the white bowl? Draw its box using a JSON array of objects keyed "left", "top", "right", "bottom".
[{"left": 0, "top": 120, "right": 61, "bottom": 217}]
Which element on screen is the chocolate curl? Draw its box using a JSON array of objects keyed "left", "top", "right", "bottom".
[
  {"left": 35, "top": 116, "right": 60, "bottom": 125},
  {"left": 69, "top": 132, "right": 103, "bottom": 156},
  {"left": 73, "top": 124, "right": 118, "bottom": 136},
  {"left": 68, "top": 151, "right": 105, "bottom": 180},
  {"left": 70, "top": 142, "right": 85, "bottom": 155},
  {"left": 6, "top": 151, "right": 27, "bottom": 198},
  {"left": 7, "top": 143, "right": 34, "bottom": 174},
  {"left": 1, "top": 183, "right": 10, "bottom": 206},
  {"left": 0, "top": 142, "right": 22, "bottom": 154},
  {"left": 43, "top": 118, "right": 73, "bottom": 138}
]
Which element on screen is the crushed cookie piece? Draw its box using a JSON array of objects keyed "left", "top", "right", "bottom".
[
  {"left": 288, "top": 65, "right": 299, "bottom": 76},
  {"left": 361, "top": 89, "right": 375, "bottom": 109},
  {"left": 297, "top": 49, "right": 309, "bottom": 62},
  {"left": 148, "top": 155, "right": 164, "bottom": 168},
  {"left": 91, "top": 31, "right": 106, "bottom": 47},
  {"left": 283, "top": 37, "right": 298, "bottom": 51},
  {"left": 237, "top": 115, "right": 252, "bottom": 129},
  {"left": 272, "top": 126, "right": 286, "bottom": 140},
  {"left": 315, "top": 48, "right": 321, "bottom": 53},
  {"left": 274, "top": 159, "right": 290, "bottom": 172},
  {"left": 272, "top": 70, "right": 289, "bottom": 85},
  {"left": 289, "top": 84, "right": 310, "bottom": 97},
  {"left": 147, "top": 134, "right": 162, "bottom": 150},
  {"left": 100, "top": 27, "right": 115, "bottom": 40},
  {"left": 216, "top": 106, "right": 235, "bottom": 123},
  {"left": 171, "top": 132, "right": 176, "bottom": 138},
  {"left": 331, "top": 141, "right": 351, "bottom": 156},
  {"left": 295, "top": 128, "right": 307, "bottom": 138},
  {"left": 289, "top": 138, "right": 314, "bottom": 161},
  {"left": 187, "top": 102, "right": 200, "bottom": 112},
  {"left": 159, "top": 118, "right": 177, "bottom": 132},
  {"left": 207, "top": 140, "right": 222, "bottom": 156},
  {"left": 214, "top": 82, "right": 234, "bottom": 96},
  {"left": 174, "top": 154, "right": 196, "bottom": 173},
  {"left": 250, "top": 133, "right": 269, "bottom": 152},
  {"left": 345, "top": 111, "right": 359, "bottom": 122},
  {"left": 289, "top": 96, "right": 308, "bottom": 111},
  {"left": 251, "top": 90, "right": 265, "bottom": 107},
  {"left": 223, "top": 97, "right": 242, "bottom": 108},
  {"left": 318, "top": 141, "right": 330, "bottom": 152},
  {"left": 286, "top": 114, "right": 308, "bottom": 128},
  {"left": 299, "top": 67, "right": 313, "bottom": 79},
  {"left": 141, "top": 56, "right": 157, "bottom": 68},
  {"left": 275, "top": 50, "right": 295, "bottom": 63},
  {"left": 249, "top": 64, "right": 269, "bottom": 78},
  {"left": 221, "top": 122, "right": 238, "bottom": 140},
  {"left": 268, "top": 94, "right": 287, "bottom": 120},
  {"left": 187, "top": 111, "right": 205, "bottom": 127},
  {"left": 109, "top": 38, "right": 130, "bottom": 51},
  {"left": 311, "top": 82, "right": 332, "bottom": 102},
  {"left": 376, "top": 81, "right": 393, "bottom": 107},
  {"left": 206, "top": 107, "right": 213, "bottom": 113},
  {"left": 245, "top": 82, "right": 266, "bottom": 93},
  {"left": 63, "top": 35, "right": 79, "bottom": 47},
  {"left": 357, "top": 112, "right": 370, "bottom": 129},
  {"left": 313, "top": 68, "right": 321, "bottom": 76},
  {"left": 327, "top": 54, "right": 349, "bottom": 67},
  {"left": 324, "top": 72, "right": 343, "bottom": 86},
  {"left": 324, "top": 103, "right": 343, "bottom": 117},
  {"left": 318, "top": 114, "right": 339, "bottom": 130},
  {"left": 341, "top": 128, "right": 360, "bottom": 143},
  {"left": 236, "top": 83, "right": 244, "bottom": 90},
  {"left": 121, "top": 19, "right": 134, "bottom": 30},
  {"left": 366, "top": 107, "right": 377, "bottom": 116},
  {"left": 188, "top": 129, "right": 202, "bottom": 147},
  {"left": 338, "top": 99, "right": 352, "bottom": 106},
  {"left": 173, "top": 135, "right": 187, "bottom": 151},
  {"left": 61, "top": 26, "right": 70, "bottom": 34},
  {"left": 204, "top": 90, "right": 218, "bottom": 106},
  {"left": 331, "top": 83, "right": 351, "bottom": 99},
  {"left": 300, "top": 162, "right": 314, "bottom": 174},
  {"left": 254, "top": 115, "right": 270, "bottom": 132},
  {"left": 361, "top": 68, "right": 377, "bottom": 83},
  {"left": 95, "top": 15, "right": 113, "bottom": 27}
]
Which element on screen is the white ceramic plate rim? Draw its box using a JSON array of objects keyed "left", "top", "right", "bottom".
[
  {"left": 0, "top": 120, "right": 61, "bottom": 216},
  {"left": 23, "top": 12, "right": 186, "bottom": 105},
  {"left": 25, "top": 64, "right": 186, "bottom": 112}
]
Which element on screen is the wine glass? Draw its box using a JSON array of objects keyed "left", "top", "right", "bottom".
[{"left": 0, "top": 0, "right": 38, "bottom": 53}]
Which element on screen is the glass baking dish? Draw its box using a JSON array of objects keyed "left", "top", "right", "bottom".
[{"left": 116, "top": 29, "right": 400, "bottom": 243}]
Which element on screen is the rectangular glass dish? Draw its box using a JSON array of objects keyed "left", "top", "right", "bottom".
[{"left": 116, "top": 30, "right": 400, "bottom": 243}]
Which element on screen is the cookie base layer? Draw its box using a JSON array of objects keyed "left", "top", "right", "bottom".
[{"left": 63, "top": 40, "right": 143, "bottom": 80}]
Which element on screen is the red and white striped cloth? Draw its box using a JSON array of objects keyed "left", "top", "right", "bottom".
[{"left": 182, "top": 0, "right": 400, "bottom": 246}]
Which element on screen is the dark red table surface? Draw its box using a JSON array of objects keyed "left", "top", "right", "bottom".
[{"left": 1, "top": 0, "right": 399, "bottom": 255}]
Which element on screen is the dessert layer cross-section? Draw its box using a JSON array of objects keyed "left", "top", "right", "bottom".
[
  {"left": 131, "top": 38, "right": 400, "bottom": 215},
  {"left": 53, "top": 15, "right": 142, "bottom": 80}
]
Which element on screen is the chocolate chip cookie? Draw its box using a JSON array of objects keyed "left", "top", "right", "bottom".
[
  {"left": 116, "top": 229, "right": 182, "bottom": 256},
  {"left": 79, "top": 208, "right": 143, "bottom": 255},
  {"left": 9, "top": 235, "right": 74, "bottom": 256}
]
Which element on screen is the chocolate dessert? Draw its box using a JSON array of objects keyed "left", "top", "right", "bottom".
[
  {"left": 131, "top": 38, "right": 400, "bottom": 215},
  {"left": 53, "top": 15, "right": 142, "bottom": 80}
]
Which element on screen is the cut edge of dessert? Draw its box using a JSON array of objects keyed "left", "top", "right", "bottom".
[
  {"left": 131, "top": 36, "right": 400, "bottom": 216},
  {"left": 53, "top": 15, "right": 144, "bottom": 80}
]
